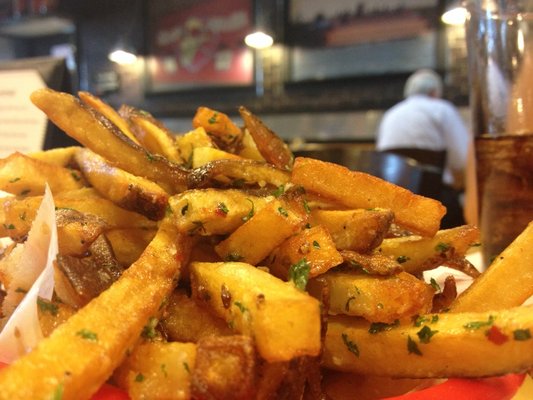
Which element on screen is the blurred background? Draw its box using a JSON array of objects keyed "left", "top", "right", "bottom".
[{"left": 0, "top": 0, "right": 469, "bottom": 143}]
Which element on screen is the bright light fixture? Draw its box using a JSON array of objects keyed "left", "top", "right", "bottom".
[
  {"left": 108, "top": 49, "right": 138, "bottom": 65},
  {"left": 244, "top": 31, "right": 273, "bottom": 49},
  {"left": 441, "top": 6, "right": 467, "bottom": 25}
]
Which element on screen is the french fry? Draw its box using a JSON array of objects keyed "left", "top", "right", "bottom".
[
  {"left": 113, "top": 341, "right": 196, "bottom": 400},
  {"left": 291, "top": 157, "right": 446, "bottom": 236},
  {"left": 174, "top": 127, "right": 215, "bottom": 166},
  {"left": 0, "top": 219, "right": 192, "bottom": 399},
  {"left": 105, "top": 228, "right": 156, "bottom": 267},
  {"left": 160, "top": 289, "right": 232, "bottom": 343},
  {"left": 267, "top": 225, "right": 344, "bottom": 280},
  {"left": 74, "top": 148, "right": 169, "bottom": 221},
  {"left": 0, "top": 152, "right": 85, "bottom": 196},
  {"left": 214, "top": 199, "right": 303, "bottom": 265},
  {"left": 375, "top": 225, "right": 480, "bottom": 276},
  {"left": 192, "top": 146, "right": 244, "bottom": 169},
  {"left": 189, "top": 261, "right": 321, "bottom": 362},
  {"left": 339, "top": 250, "right": 403, "bottom": 276},
  {"left": 309, "top": 208, "right": 393, "bottom": 252},
  {"left": 29, "top": 146, "right": 80, "bottom": 167},
  {"left": 56, "top": 208, "right": 109, "bottom": 256},
  {"left": 451, "top": 221, "right": 533, "bottom": 312},
  {"left": 192, "top": 106, "right": 243, "bottom": 150},
  {"left": 238, "top": 128, "right": 266, "bottom": 161},
  {"left": 78, "top": 91, "right": 140, "bottom": 145},
  {"left": 308, "top": 271, "right": 434, "bottom": 323},
  {"left": 120, "top": 105, "right": 182, "bottom": 163},
  {"left": 168, "top": 189, "right": 270, "bottom": 236},
  {"left": 37, "top": 298, "right": 76, "bottom": 338},
  {"left": 30, "top": 89, "right": 188, "bottom": 194},
  {"left": 323, "top": 305, "right": 533, "bottom": 378}
]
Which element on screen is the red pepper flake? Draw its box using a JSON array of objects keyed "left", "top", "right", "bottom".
[
  {"left": 214, "top": 202, "right": 229, "bottom": 217},
  {"left": 486, "top": 325, "right": 509, "bottom": 345}
]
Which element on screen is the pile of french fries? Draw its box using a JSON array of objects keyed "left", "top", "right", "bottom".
[{"left": 0, "top": 88, "right": 531, "bottom": 400}]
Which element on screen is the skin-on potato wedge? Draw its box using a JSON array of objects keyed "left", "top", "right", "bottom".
[
  {"left": 451, "top": 221, "right": 533, "bottom": 312},
  {"left": 30, "top": 88, "right": 188, "bottom": 194},
  {"left": 74, "top": 148, "right": 169, "bottom": 221},
  {"left": 0, "top": 152, "right": 85, "bottom": 197},
  {"left": 340, "top": 250, "right": 403, "bottom": 276},
  {"left": 56, "top": 208, "right": 109, "bottom": 256},
  {"left": 291, "top": 157, "right": 445, "bottom": 237},
  {"left": 113, "top": 340, "right": 197, "bottom": 400},
  {"left": 308, "top": 271, "right": 434, "bottom": 323},
  {"left": 375, "top": 225, "right": 481, "bottom": 276},
  {"left": 168, "top": 189, "right": 270, "bottom": 236},
  {"left": 187, "top": 158, "right": 290, "bottom": 190},
  {"left": 0, "top": 219, "right": 192, "bottom": 400},
  {"left": 239, "top": 106, "right": 294, "bottom": 171},
  {"left": 191, "top": 335, "right": 257, "bottom": 400},
  {"left": 160, "top": 289, "right": 232, "bottom": 343},
  {"left": 78, "top": 91, "right": 140, "bottom": 145},
  {"left": 309, "top": 208, "right": 393, "bottom": 253},
  {"left": 192, "top": 106, "right": 243, "bottom": 151},
  {"left": 267, "top": 225, "right": 344, "bottom": 280},
  {"left": 119, "top": 104, "right": 182, "bottom": 163},
  {"left": 189, "top": 261, "right": 321, "bottom": 362},
  {"left": 323, "top": 305, "right": 533, "bottom": 378},
  {"left": 214, "top": 199, "right": 303, "bottom": 265}
]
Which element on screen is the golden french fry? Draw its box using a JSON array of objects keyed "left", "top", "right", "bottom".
[
  {"left": 267, "top": 225, "right": 344, "bottom": 280},
  {"left": 291, "top": 157, "right": 445, "bottom": 236},
  {"left": 175, "top": 127, "right": 215, "bottom": 166},
  {"left": 189, "top": 261, "right": 321, "bottom": 362},
  {"left": 339, "top": 250, "right": 403, "bottom": 276},
  {"left": 214, "top": 199, "right": 303, "bottom": 265},
  {"left": 113, "top": 341, "right": 196, "bottom": 400},
  {"left": 78, "top": 91, "right": 140, "bottom": 145},
  {"left": 309, "top": 208, "right": 393, "bottom": 252},
  {"left": 56, "top": 208, "right": 109, "bottom": 256},
  {"left": 375, "top": 225, "right": 480, "bottom": 276},
  {"left": 0, "top": 219, "right": 192, "bottom": 399},
  {"left": 237, "top": 128, "right": 266, "bottom": 161},
  {"left": 0, "top": 152, "right": 85, "bottom": 197},
  {"left": 105, "top": 228, "right": 156, "bottom": 267},
  {"left": 192, "top": 146, "right": 244, "bottom": 169},
  {"left": 30, "top": 89, "right": 188, "bottom": 194},
  {"left": 74, "top": 148, "right": 169, "bottom": 221},
  {"left": 192, "top": 106, "right": 243, "bottom": 150},
  {"left": 29, "top": 146, "right": 80, "bottom": 167},
  {"left": 451, "top": 221, "right": 533, "bottom": 312},
  {"left": 308, "top": 271, "right": 434, "bottom": 323},
  {"left": 323, "top": 305, "right": 533, "bottom": 378}
]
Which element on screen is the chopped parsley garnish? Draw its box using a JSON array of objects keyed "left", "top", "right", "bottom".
[
  {"left": 242, "top": 199, "right": 255, "bottom": 221},
  {"left": 312, "top": 240, "right": 320, "bottom": 249},
  {"left": 303, "top": 199, "right": 311, "bottom": 214},
  {"left": 208, "top": 113, "right": 218, "bottom": 124},
  {"left": 435, "top": 242, "right": 450, "bottom": 253},
  {"left": 216, "top": 202, "right": 229, "bottom": 216},
  {"left": 52, "top": 382, "right": 64, "bottom": 400},
  {"left": 234, "top": 301, "right": 248, "bottom": 314},
  {"left": 278, "top": 207, "right": 288, "bottom": 217},
  {"left": 396, "top": 255, "right": 409, "bottom": 264},
  {"left": 135, "top": 373, "right": 145, "bottom": 382},
  {"left": 70, "top": 171, "right": 81, "bottom": 181},
  {"left": 369, "top": 320, "right": 399, "bottom": 334},
  {"left": 3, "top": 223, "right": 15, "bottom": 230},
  {"left": 183, "top": 362, "right": 190, "bottom": 373},
  {"left": 417, "top": 325, "right": 438, "bottom": 344},
  {"left": 141, "top": 317, "right": 159, "bottom": 339},
  {"left": 464, "top": 315, "right": 495, "bottom": 330},
  {"left": 76, "top": 329, "right": 98, "bottom": 342},
  {"left": 288, "top": 258, "right": 310, "bottom": 291},
  {"left": 225, "top": 252, "right": 243, "bottom": 262},
  {"left": 407, "top": 335, "right": 422, "bottom": 355},
  {"left": 413, "top": 314, "right": 438, "bottom": 327},
  {"left": 341, "top": 333, "right": 360, "bottom": 357},
  {"left": 513, "top": 328, "right": 531, "bottom": 341},
  {"left": 19, "top": 189, "right": 31, "bottom": 196},
  {"left": 8, "top": 177, "right": 20, "bottom": 183},
  {"left": 146, "top": 152, "right": 155, "bottom": 162},
  {"left": 37, "top": 298, "right": 58, "bottom": 316},
  {"left": 429, "top": 278, "right": 441, "bottom": 292},
  {"left": 272, "top": 185, "right": 285, "bottom": 197}
]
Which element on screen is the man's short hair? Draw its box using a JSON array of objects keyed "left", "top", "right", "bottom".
[{"left": 403, "top": 69, "right": 443, "bottom": 98}]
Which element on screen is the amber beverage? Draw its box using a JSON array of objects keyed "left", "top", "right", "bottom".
[{"left": 475, "top": 134, "right": 533, "bottom": 264}]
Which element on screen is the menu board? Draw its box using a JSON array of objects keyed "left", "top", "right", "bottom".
[{"left": 0, "top": 69, "right": 48, "bottom": 157}]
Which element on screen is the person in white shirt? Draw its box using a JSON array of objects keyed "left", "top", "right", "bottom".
[{"left": 376, "top": 69, "right": 471, "bottom": 227}]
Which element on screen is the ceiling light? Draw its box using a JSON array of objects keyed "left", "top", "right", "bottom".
[
  {"left": 441, "top": 6, "right": 467, "bottom": 25},
  {"left": 108, "top": 49, "right": 137, "bottom": 65},
  {"left": 244, "top": 31, "right": 273, "bottom": 49}
]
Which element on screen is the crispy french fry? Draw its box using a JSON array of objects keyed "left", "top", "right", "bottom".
[
  {"left": 309, "top": 208, "right": 393, "bottom": 252},
  {"left": 78, "top": 91, "right": 140, "bottom": 145},
  {"left": 168, "top": 189, "right": 270, "bottom": 236},
  {"left": 192, "top": 146, "right": 244, "bottom": 169},
  {"left": 237, "top": 128, "right": 266, "bottom": 161},
  {"left": 113, "top": 341, "right": 196, "bottom": 400},
  {"left": 30, "top": 89, "right": 188, "bottom": 194},
  {"left": 192, "top": 106, "right": 243, "bottom": 150},
  {"left": 375, "top": 225, "right": 480, "bottom": 276},
  {"left": 340, "top": 250, "right": 403, "bottom": 276},
  {"left": 267, "top": 225, "right": 344, "bottom": 279},
  {"left": 74, "top": 148, "right": 169, "bottom": 221},
  {"left": 37, "top": 298, "right": 76, "bottom": 338},
  {"left": 0, "top": 219, "right": 192, "bottom": 399},
  {"left": 105, "top": 228, "right": 156, "bottom": 267},
  {"left": 308, "top": 271, "right": 434, "bottom": 323},
  {"left": 214, "top": 199, "right": 303, "bottom": 265},
  {"left": 0, "top": 152, "right": 85, "bottom": 196},
  {"left": 190, "top": 261, "right": 321, "bottom": 362},
  {"left": 175, "top": 127, "right": 215, "bottom": 166},
  {"left": 56, "top": 208, "right": 109, "bottom": 256},
  {"left": 451, "top": 221, "right": 533, "bottom": 312},
  {"left": 291, "top": 157, "right": 445, "bottom": 236},
  {"left": 29, "top": 146, "right": 80, "bottom": 167},
  {"left": 323, "top": 305, "right": 533, "bottom": 378},
  {"left": 160, "top": 289, "right": 232, "bottom": 343}
]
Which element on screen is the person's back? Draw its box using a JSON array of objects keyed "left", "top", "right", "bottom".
[{"left": 375, "top": 69, "right": 470, "bottom": 227}]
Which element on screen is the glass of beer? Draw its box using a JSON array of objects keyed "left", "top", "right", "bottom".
[{"left": 465, "top": 0, "right": 533, "bottom": 267}]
